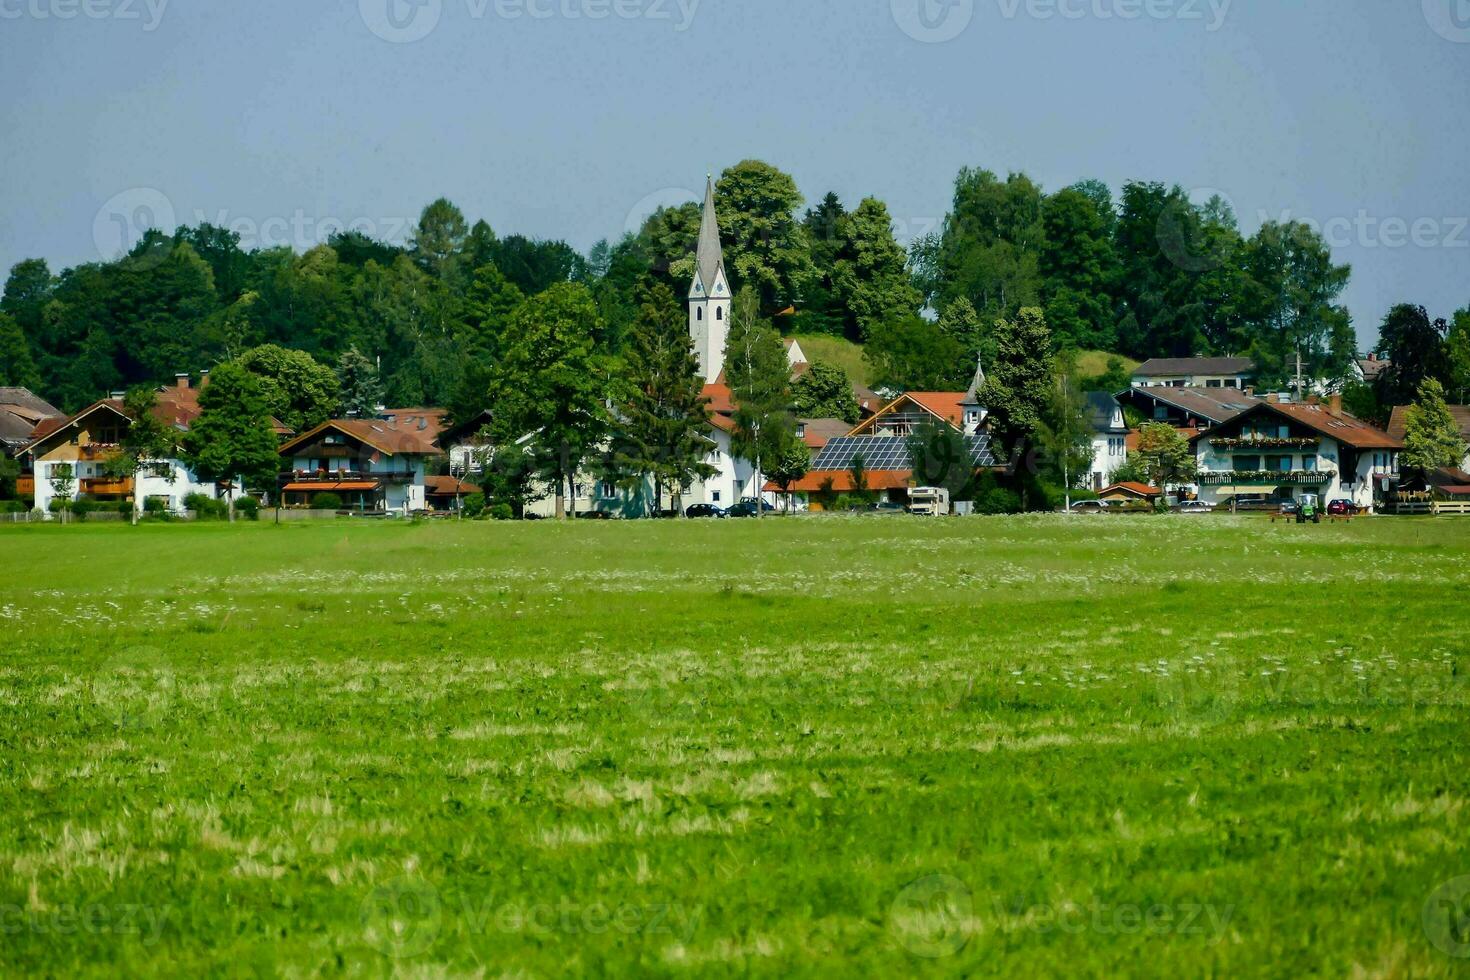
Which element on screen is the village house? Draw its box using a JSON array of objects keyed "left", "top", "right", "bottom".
[
  {"left": 1084, "top": 391, "right": 1130, "bottom": 491},
  {"left": 1116, "top": 384, "right": 1260, "bottom": 432},
  {"left": 277, "top": 408, "right": 446, "bottom": 513},
  {"left": 18, "top": 373, "right": 233, "bottom": 517},
  {"left": 1131, "top": 356, "right": 1256, "bottom": 389},
  {"left": 772, "top": 358, "right": 1001, "bottom": 510},
  {"left": 1190, "top": 394, "right": 1401, "bottom": 510}
]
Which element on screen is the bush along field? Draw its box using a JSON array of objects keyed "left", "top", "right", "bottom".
[{"left": 1, "top": 516, "right": 1468, "bottom": 976}]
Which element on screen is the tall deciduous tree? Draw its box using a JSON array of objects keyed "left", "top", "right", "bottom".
[
  {"left": 792, "top": 360, "right": 859, "bottom": 423},
  {"left": 410, "top": 198, "right": 469, "bottom": 282},
  {"left": 725, "top": 287, "right": 795, "bottom": 518},
  {"left": 180, "top": 363, "right": 281, "bottom": 521},
  {"left": 235, "top": 344, "right": 341, "bottom": 431},
  {"left": 832, "top": 198, "right": 923, "bottom": 339},
  {"left": 1374, "top": 304, "right": 1451, "bottom": 409},
  {"left": 1401, "top": 378, "right": 1467, "bottom": 473},
  {"left": 1040, "top": 185, "right": 1120, "bottom": 351},
  {"left": 610, "top": 282, "right": 716, "bottom": 516},
  {"left": 977, "top": 307, "right": 1055, "bottom": 458},
  {"left": 1133, "top": 422, "right": 1198, "bottom": 492},
  {"left": 488, "top": 282, "right": 610, "bottom": 519},
  {"left": 0, "top": 311, "right": 40, "bottom": 388},
  {"left": 716, "top": 161, "right": 815, "bottom": 313},
  {"left": 864, "top": 316, "right": 968, "bottom": 393},
  {"left": 933, "top": 168, "right": 1045, "bottom": 324}
]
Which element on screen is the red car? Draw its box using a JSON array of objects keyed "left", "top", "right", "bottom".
[{"left": 1327, "top": 499, "right": 1358, "bottom": 516}]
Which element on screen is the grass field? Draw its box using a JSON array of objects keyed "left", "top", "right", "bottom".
[{"left": 3, "top": 516, "right": 1469, "bottom": 976}]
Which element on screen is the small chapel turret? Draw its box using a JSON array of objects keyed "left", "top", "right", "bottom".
[{"left": 689, "top": 175, "right": 731, "bottom": 383}]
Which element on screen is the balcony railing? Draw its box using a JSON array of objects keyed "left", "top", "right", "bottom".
[
  {"left": 80, "top": 477, "right": 133, "bottom": 495},
  {"left": 280, "top": 470, "right": 415, "bottom": 485},
  {"left": 1207, "top": 437, "right": 1320, "bottom": 450},
  {"left": 1199, "top": 470, "right": 1333, "bottom": 486}
]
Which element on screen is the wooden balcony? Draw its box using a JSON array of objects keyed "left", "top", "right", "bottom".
[
  {"left": 16, "top": 476, "right": 34, "bottom": 497},
  {"left": 80, "top": 477, "right": 133, "bottom": 496}
]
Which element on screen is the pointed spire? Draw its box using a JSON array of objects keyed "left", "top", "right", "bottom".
[
  {"left": 963, "top": 353, "right": 986, "bottom": 405},
  {"left": 695, "top": 173, "right": 726, "bottom": 295}
]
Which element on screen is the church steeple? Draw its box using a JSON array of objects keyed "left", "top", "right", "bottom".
[{"left": 689, "top": 174, "right": 731, "bottom": 382}]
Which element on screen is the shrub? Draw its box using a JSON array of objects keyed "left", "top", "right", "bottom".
[
  {"left": 0, "top": 500, "right": 27, "bottom": 514},
  {"left": 462, "top": 492, "right": 486, "bottom": 518},
  {"left": 184, "top": 492, "right": 228, "bottom": 520},
  {"left": 487, "top": 502, "right": 513, "bottom": 521},
  {"left": 234, "top": 496, "right": 261, "bottom": 521},
  {"left": 143, "top": 496, "right": 169, "bottom": 515},
  {"left": 313, "top": 492, "right": 343, "bottom": 511},
  {"left": 70, "top": 499, "right": 95, "bottom": 521},
  {"left": 977, "top": 487, "right": 1023, "bottom": 515}
]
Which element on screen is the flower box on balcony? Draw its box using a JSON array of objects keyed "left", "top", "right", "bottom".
[{"left": 1208, "top": 437, "right": 1320, "bottom": 450}]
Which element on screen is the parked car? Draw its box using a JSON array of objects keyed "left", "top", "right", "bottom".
[
  {"left": 727, "top": 498, "right": 778, "bottom": 518},
  {"left": 1178, "top": 500, "right": 1214, "bottom": 514},
  {"left": 1278, "top": 500, "right": 1299, "bottom": 516},
  {"left": 685, "top": 503, "right": 727, "bottom": 519},
  {"left": 1327, "top": 499, "right": 1358, "bottom": 516},
  {"left": 1068, "top": 500, "right": 1110, "bottom": 514}
]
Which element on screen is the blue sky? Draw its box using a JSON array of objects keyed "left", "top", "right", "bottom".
[{"left": 1, "top": 0, "right": 1466, "bottom": 346}]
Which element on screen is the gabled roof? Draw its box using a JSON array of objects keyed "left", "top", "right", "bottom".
[
  {"left": 694, "top": 175, "right": 726, "bottom": 295},
  {"left": 1358, "top": 357, "right": 1391, "bottom": 382},
  {"left": 850, "top": 392, "right": 967, "bottom": 435},
  {"left": 1133, "top": 357, "right": 1256, "bottom": 378},
  {"left": 1083, "top": 391, "right": 1128, "bottom": 434},
  {"left": 279, "top": 412, "right": 445, "bottom": 457},
  {"left": 1191, "top": 400, "right": 1402, "bottom": 450},
  {"left": 1118, "top": 385, "right": 1260, "bottom": 425},
  {"left": 1099, "top": 481, "right": 1161, "bottom": 499},
  {"left": 0, "top": 387, "right": 62, "bottom": 419},
  {"left": 1387, "top": 404, "right": 1470, "bottom": 443}
]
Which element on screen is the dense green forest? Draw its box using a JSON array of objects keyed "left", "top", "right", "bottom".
[{"left": 0, "top": 159, "right": 1463, "bottom": 417}]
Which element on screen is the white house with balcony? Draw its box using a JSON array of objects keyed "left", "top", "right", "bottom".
[{"left": 1188, "top": 396, "right": 1402, "bottom": 510}]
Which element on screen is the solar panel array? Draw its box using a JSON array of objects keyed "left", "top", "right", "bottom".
[{"left": 813, "top": 434, "right": 996, "bottom": 470}]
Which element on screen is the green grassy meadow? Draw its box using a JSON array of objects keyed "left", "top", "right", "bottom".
[{"left": 2, "top": 516, "right": 1469, "bottom": 976}]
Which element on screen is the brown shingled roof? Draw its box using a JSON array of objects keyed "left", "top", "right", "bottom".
[{"left": 1387, "top": 404, "right": 1470, "bottom": 443}]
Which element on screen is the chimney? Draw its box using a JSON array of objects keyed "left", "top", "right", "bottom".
[
  {"left": 1266, "top": 392, "right": 1279, "bottom": 404},
  {"left": 175, "top": 372, "right": 190, "bottom": 390},
  {"left": 1329, "top": 392, "right": 1343, "bottom": 414},
  {"left": 1244, "top": 386, "right": 1255, "bottom": 397},
  {"left": 199, "top": 369, "right": 210, "bottom": 388}
]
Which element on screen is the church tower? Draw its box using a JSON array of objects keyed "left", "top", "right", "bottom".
[{"left": 689, "top": 175, "right": 731, "bottom": 383}]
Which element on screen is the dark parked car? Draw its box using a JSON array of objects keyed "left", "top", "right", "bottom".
[
  {"left": 1278, "top": 500, "right": 1299, "bottom": 516},
  {"left": 728, "top": 498, "right": 779, "bottom": 518},
  {"left": 685, "top": 503, "right": 727, "bottom": 519},
  {"left": 1327, "top": 499, "right": 1358, "bottom": 516}
]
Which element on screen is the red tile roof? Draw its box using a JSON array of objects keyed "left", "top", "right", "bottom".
[
  {"left": 1099, "top": 481, "right": 1161, "bottom": 499},
  {"left": 424, "top": 475, "right": 482, "bottom": 496},
  {"left": 768, "top": 468, "right": 915, "bottom": 493},
  {"left": 1387, "top": 404, "right": 1470, "bottom": 443}
]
